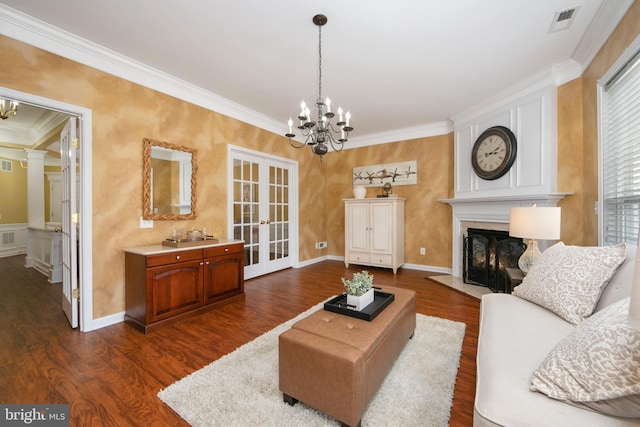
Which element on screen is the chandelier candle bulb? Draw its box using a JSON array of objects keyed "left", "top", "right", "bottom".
[{"left": 326, "top": 97, "right": 331, "bottom": 113}]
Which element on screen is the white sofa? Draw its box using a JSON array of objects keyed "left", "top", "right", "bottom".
[{"left": 474, "top": 244, "right": 640, "bottom": 427}]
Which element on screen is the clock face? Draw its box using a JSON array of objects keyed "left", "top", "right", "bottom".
[{"left": 471, "top": 126, "right": 517, "bottom": 180}]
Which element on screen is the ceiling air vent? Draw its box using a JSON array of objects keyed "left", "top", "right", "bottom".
[{"left": 549, "top": 5, "right": 580, "bottom": 33}]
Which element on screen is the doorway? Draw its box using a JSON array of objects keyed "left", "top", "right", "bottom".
[
  {"left": 0, "top": 86, "right": 93, "bottom": 331},
  {"left": 228, "top": 146, "right": 298, "bottom": 280}
]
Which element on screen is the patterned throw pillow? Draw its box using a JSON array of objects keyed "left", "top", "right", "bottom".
[
  {"left": 513, "top": 242, "right": 626, "bottom": 325},
  {"left": 531, "top": 298, "right": 640, "bottom": 417}
]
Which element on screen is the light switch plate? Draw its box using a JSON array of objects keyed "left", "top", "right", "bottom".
[{"left": 139, "top": 217, "right": 153, "bottom": 229}]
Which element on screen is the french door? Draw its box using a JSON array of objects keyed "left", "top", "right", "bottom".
[
  {"left": 229, "top": 147, "right": 297, "bottom": 280},
  {"left": 60, "top": 117, "right": 78, "bottom": 328}
]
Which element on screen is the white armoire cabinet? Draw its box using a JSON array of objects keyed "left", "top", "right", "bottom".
[{"left": 344, "top": 198, "right": 405, "bottom": 274}]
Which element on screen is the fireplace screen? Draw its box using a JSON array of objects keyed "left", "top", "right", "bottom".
[{"left": 463, "top": 228, "right": 525, "bottom": 293}]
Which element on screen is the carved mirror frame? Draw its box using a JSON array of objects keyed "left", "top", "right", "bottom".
[{"left": 143, "top": 137, "right": 197, "bottom": 220}]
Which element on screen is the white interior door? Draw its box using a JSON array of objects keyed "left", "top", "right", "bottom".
[
  {"left": 229, "top": 148, "right": 296, "bottom": 280},
  {"left": 60, "top": 117, "right": 78, "bottom": 328}
]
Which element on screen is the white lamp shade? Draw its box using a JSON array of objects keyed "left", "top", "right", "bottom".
[{"left": 509, "top": 206, "right": 561, "bottom": 240}]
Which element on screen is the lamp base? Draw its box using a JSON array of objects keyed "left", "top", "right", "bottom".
[{"left": 518, "top": 239, "right": 541, "bottom": 275}]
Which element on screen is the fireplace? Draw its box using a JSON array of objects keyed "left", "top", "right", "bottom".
[{"left": 463, "top": 228, "right": 525, "bottom": 293}]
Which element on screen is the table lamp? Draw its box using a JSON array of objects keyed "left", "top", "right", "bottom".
[{"left": 509, "top": 204, "right": 561, "bottom": 274}]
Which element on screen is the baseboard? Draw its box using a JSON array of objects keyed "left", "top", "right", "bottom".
[
  {"left": 88, "top": 311, "right": 125, "bottom": 331},
  {"left": 308, "top": 255, "right": 452, "bottom": 275}
]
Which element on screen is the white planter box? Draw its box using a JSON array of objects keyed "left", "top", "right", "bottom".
[{"left": 347, "top": 288, "right": 374, "bottom": 311}]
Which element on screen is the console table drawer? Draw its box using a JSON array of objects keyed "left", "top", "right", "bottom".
[
  {"left": 204, "top": 243, "right": 243, "bottom": 258},
  {"left": 146, "top": 249, "right": 202, "bottom": 267}
]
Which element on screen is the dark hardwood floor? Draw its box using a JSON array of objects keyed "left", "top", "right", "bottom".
[{"left": 0, "top": 255, "right": 480, "bottom": 426}]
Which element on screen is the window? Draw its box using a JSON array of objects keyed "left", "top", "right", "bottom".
[
  {"left": 0, "top": 159, "right": 11, "bottom": 172},
  {"left": 600, "top": 45, "right": 640, "bottom": 245}
]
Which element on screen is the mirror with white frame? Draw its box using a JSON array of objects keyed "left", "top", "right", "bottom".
[{"left": 143, "top": 138, "right": 197, "bottom": 220}]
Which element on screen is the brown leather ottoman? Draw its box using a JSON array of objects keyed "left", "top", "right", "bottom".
[{"left": 278, "top": 286, "right": 416, "bottom": 427}]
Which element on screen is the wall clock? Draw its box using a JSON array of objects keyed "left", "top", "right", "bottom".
[{"left": 471, "top": 126, "right": 517, "bottom": 180}]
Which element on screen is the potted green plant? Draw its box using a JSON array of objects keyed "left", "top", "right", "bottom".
[{"left": 342, "top": 270, "right": 375, "bottom": 311}]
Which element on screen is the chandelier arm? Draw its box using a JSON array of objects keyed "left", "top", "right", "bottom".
[{"left": 325, "top": 132, "right": 345, "bottom": 152}]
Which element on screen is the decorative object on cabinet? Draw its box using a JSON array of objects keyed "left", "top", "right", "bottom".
[
  {"left": 284, "top": 14, "right": 354, "bottom": 160},
  {"left": 377, "top": 182, "right": 392, "bottom": 198},
  {"left": 353, "top": 160, "right": 417, "bottom": 187},
  {"left": 143, "top": 137, "right": 197, "bottom": 220},
  {"left": 471, "top": 126, "right": 517, "bottom": 180},
  {"left": 353, "top": 185, "right": 366, "bottom": 199},
  {"left": 344, "top": 198, "right": 405, "bottom": 274},
  {"left": 123, "top": 240, "right": 244, "bottom": 333}
]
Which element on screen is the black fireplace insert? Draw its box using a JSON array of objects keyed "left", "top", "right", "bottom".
[{"left": 463, "top": 228, "right": 526, "bottom": 293}]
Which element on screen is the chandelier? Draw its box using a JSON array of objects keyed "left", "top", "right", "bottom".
[
  {"left": 285, "top": 14, "right": 353, "bottom": 160},
  {"left": 0, "top": 98, "right": 19, "bottom": 120}
]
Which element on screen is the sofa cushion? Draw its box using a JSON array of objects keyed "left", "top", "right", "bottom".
[
  {"left": 513, "top": 242, "right": 626, "bottom": 325},
  {"left": 531, "top": 297, "right": 640, "bottom": 418}
]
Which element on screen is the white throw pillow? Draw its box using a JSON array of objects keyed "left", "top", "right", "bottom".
[
  {"left": 513, "top": 242, "right": 626, "bottom": 325},
  {"left": 531, "top": 297, "right": 640, "bottom": 418}
]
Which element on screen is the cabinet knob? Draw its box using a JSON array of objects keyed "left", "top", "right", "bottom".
[
  {"left": 225, "top": 248, "right": 229, "bottom": 252},
  {"left": 206, "top": 261, "right": 210, "bottom": 265},
  {"left": 200, "top": 262, "right": 204, "bottom": 266},
  {"left": 176, "top": 255, "right": 180, "bottom": 260}
]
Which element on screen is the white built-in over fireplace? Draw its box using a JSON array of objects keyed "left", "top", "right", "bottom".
[{"left": 446, "top": 84, "right": 573, "bottom": 282}]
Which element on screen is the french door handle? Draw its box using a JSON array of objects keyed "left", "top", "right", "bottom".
[{"left": 260, "top": 220, "right": 271, "bottom": 224}]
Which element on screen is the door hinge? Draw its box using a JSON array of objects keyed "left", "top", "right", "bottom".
[
  {"left": 72, "top": 213, "right": 79, "bottom": 223},
  {"left": 72, "top": 137, "right": 80, "bottom": 148},
  {"left": 72, "top": 288, "right": 80, "bottom": 299}
]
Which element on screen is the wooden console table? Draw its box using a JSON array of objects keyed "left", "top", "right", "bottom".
[{"left": 123, "top": 239, "right": 244, "bottom": 333}]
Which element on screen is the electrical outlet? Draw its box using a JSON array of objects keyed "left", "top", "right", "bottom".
[
  {"left": 139, "top": 217, "right": 154, "bottom": 229},
  {"left": 318, "top": 241, "right": 327, "bottom": 249},
  {"left": 420, "top": 247, "right": 426, "bottom": 255}
]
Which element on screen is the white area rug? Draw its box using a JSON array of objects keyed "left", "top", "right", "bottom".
[{"left": 158, "top": 302, "right": 466, "bottom": 426}]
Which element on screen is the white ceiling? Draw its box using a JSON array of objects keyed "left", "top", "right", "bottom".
[{"left": 0, "top": 1, "right": 634, "bottom": 148}]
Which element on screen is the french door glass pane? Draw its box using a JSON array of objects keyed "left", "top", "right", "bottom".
[{"left": 233, "top": 158, "right": 260, "bottom": 267}]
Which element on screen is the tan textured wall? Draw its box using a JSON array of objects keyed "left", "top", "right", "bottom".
[
  {"left": 0, "top": 158, "right": 28, "bottom": 223},
  {"left": 326, "top": 134, "right": 454, "bottom": 269},
  {"left": 581, "top": 0, "right": 640, "bottom": 244},
  {"left": 557, "top": 78, "right": 584, "bottom": 245},
  {"left": 0, "top": 35, "right": 322, "bottom": 318}
]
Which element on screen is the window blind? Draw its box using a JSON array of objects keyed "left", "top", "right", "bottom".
[{"left": 602, "top": 50, "right": 640, "bottom": 245}]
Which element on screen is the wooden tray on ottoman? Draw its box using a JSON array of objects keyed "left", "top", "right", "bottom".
[{"left": 323, "top": 290, "right": 395, "bottom": 321}]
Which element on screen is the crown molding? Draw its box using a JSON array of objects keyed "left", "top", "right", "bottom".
[
  {"left": 1, "top": 2, "right": 633, "bottom": 147},
  {"left": 450, "top": 60, "right": 578, "bottom": 127},
  {"left": 0, "top": 5, "right": 285, "bottom": 137},
  {"left": 346, "top": 121, "right": 454, "bottom": 149},
  {"left": 571, "top": 0, "right": 634, "bottom": 71},
  {"left": 0, "top": 5, "right": 455, "bottom": 146}
]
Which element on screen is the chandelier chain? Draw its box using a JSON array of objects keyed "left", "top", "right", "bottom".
[{"left": 318, "top": 24, "right": 322, "bottom": 101}]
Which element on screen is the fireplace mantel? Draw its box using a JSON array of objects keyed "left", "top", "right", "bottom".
[{"left": 441, "top": 192, "right": 571, "bottom": 277}]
